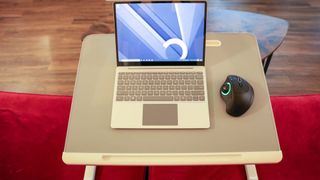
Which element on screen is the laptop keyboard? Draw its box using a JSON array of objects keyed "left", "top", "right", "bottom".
[{"left": 115, "top": 71, "right": 205, "bottom": 101}]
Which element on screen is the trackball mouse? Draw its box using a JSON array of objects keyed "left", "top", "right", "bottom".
[{"left": 220, "top": 75, "right": 254, "bottom": 117}]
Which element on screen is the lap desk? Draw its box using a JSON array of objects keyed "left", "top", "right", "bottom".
[{"left": 63, "top": 33, "right": 282, "bottom": 165}]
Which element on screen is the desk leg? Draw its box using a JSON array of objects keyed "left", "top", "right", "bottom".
[
  {"left": 145, "top": 166, "right": 149, "bottom": 180},
  {"left": 84, "top": 166, "right": 96, "bottom": 180},
  {"left": 245, "top": 165, "right": 258, "bottom": 180},
  {"left": 263, "top": 52, "right": 273, "bottom": 74}
]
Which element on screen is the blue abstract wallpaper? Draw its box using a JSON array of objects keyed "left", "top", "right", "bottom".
[{"left": 115, "top": 3, "right": 205, "bottom": 62}]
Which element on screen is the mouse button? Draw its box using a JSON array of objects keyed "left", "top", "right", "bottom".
[{"left": 227, "top": 75, "right": 236, "bottom": 81}]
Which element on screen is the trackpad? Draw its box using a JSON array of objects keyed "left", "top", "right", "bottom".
[{"left": 143, "top": 104, "right": 178, "bottom": 126}]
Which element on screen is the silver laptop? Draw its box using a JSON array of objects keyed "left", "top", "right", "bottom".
[{"left": 111, "top": 1, "right": 210, "bottom": 129}]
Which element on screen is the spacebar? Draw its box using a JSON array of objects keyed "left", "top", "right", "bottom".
[{"left": 143, "top": 96, "right": 173, "bottom": 101}]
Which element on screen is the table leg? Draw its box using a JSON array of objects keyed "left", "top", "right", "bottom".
[
  {"left": 82, "top": 165, "right": 257, "bottom": 180},
  {"left": 263, "top": 52, "right": 274, "bottom": 74},
  {"left": 145, "top": 166, "right": 149, "bottom": 180},
  {"left": 245, "top": 164, "right": 259, "bottom": 180},
  {"left": 84, "top": 166, "right": 96, "bottom": 180}
]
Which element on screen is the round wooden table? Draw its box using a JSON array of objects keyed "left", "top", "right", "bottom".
[{"left": 207, "top": 9, "right": 289, "bottom": 73}]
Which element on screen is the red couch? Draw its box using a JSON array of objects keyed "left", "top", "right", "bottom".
[{"left": 1, "top": 91, "right": 319, "bottom": 180}]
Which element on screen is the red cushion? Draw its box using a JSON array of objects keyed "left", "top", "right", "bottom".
[
  {"left": 149, "top": 95, "right": 320, "bottom": 180},
  {"left": 1, "top": 92, "right": 320, "bottom": 180},
  {"left": 0, "top": 91, "right": 145, "bottom": 180},
  {"left": 257, "top": 95, "right": 320, "bottom": 180}
]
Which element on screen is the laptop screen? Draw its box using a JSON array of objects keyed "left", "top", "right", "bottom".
[{"left": 114, "top": 1, "right": 206, "bottom": 65}]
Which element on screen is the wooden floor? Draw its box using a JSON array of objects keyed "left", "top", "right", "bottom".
[{"left": 0, "top": 0, "right": 319, "bottom": 96}]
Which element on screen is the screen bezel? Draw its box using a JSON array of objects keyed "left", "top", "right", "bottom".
[{"left": 113, "top": 1, "right": 207, "bottom": 66}]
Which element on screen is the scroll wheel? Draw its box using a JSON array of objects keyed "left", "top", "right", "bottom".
[{"left": 237, "top": 77, "right": 242, "bottom": 83}]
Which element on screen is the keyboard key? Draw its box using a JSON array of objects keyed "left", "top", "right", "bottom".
[
  {"left": 153, "top": 74, "right": 158, "bottom": 79},
  {"left": 199, "top": 96, "right": 205, "bottom": 101},
  {"left": 116, "top": 96, "right": 123, "bottom": 101},
  {"left": 118, "top": 80, "right": 124, "bottom": 85},
  {"left": 197, "top": 80, "right": 204, "bottom": 85},
  {"left": 117, "top": 91, "right": 127, "bottom": 95},
  {"left": 117, "top": 86, "right": 125, "bottom": 90},
  {"left": 143, "top": 96, "right": 173, "bottom": 101},
  {"left": 193, "top": 96, "right": 198, "bottom": 101},
  {"left": 195, "top": 74, "right": 203, "bottom": 79},
  {"left": 194, "top": 86, "right": 204, "bottom": 90},
  {"left": 191, "top": 91, "right": 204, "bottom": 95}
]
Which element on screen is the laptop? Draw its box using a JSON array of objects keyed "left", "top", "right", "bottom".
[{"left": 111, "top": 1, "right": 210, "bottom": 129}]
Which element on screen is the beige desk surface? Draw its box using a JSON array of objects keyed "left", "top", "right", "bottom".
[{"left": 63, "top": 33, "right": 281, "bottom": 165}]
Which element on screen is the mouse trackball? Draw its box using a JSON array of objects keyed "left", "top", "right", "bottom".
[{"left": 220, "top": 75, "right": 254, "bottom": 117}]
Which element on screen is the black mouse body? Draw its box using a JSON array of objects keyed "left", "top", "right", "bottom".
[{"left": 220, "top": 75, "right": 254, "bottom": 117}]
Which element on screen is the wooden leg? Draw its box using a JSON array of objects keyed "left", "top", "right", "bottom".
[
  {"left": 245, "top": 165, "right": 259, "bottom": 180},
  {"left": 264, "top": 53, "right": 274, "bottom": 74},
  {"left": 84, "top": 166, "right": 96, "bottom": 180}
]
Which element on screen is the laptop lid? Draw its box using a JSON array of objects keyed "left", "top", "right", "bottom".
[{"left": 113, "top": 1, "right": 207, "bottom": 66}]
